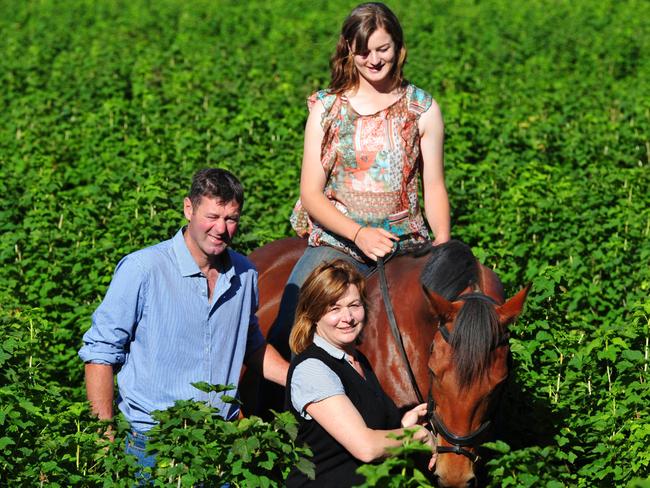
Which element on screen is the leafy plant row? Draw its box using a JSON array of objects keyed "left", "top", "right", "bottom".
[{"left": 1, "top": 0, "right": 649, "bottom": 485}]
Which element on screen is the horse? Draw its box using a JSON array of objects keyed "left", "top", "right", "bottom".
[{"left": 245, "top": 237, "right": 529, "bottom": 488}]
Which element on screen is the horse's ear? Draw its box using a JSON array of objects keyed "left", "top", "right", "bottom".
[
  {"left": 496, "top": 284, "right": 531, "bottom": 326},
  {"left": 422, "top": 286, "right": 463, "bottom": 320}
]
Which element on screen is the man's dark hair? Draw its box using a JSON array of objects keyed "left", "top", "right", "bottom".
[{"left": 188, "top": 168, "right": 244, "bottom": 210}]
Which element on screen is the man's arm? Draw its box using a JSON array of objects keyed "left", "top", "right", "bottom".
[
  {"left": 246, "top": 343, "right": 289, "bottom": 387},
  {"left": 79, "top": 254, "right": 145, "bottom": 419},
  {"left": 85, "top": 363, "right": 115, "bottom": 419}
]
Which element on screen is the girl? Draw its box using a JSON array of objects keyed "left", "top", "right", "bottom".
[{"left": 278, "top": 2, "right": 451, "bottom": 333}]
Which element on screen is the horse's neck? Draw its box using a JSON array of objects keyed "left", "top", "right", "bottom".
[
  {"left": 362, "top": 254, "right": 435, "bottom": 407},
  {"left": 477, "top": 263, "right": 505, "bottom": 305}
]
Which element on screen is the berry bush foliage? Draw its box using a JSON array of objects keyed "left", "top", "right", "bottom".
[{"left": 1, "top": 0, "right": 648, "bottom": 485}]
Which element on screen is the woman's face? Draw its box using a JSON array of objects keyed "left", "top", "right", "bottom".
[
  {"left": 316, "top": 284, "right": 365, "bottom": 350},
  {"left": 352, "top": 28, "right": 396, "bottom": 87}
]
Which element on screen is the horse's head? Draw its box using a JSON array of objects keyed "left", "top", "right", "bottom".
[{"left": 422, "top": 285, "right": 529, "bottom": 487}]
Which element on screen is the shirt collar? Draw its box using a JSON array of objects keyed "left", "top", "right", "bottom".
[
  {"left": 172, "top": 227, "right": 235, "bottom": 280},
  {"left": 313, "top": 333, "right": 350, "bottom": 361}
]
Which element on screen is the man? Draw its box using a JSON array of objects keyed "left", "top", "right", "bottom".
[{"left": 79, "top": 168, "right": 288, "bottom": 468}]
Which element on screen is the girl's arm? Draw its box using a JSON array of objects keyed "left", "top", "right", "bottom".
[
  {"left": 419, "top": 99, "right": 451, "bottom": 245},
  {"left": 300, "top": 102, "right": 396, "bottom": 260}
]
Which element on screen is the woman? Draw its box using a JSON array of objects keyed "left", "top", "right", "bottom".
[
  {"left": 279, "top": 3, "right": 451, "bottom": 336},
  {"left": 285, "top": 260, "right": 436, "bottom": 487}
]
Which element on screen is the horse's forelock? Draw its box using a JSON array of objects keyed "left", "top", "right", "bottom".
[{"left": 450, "top": 298, "right": 502, "bottom": 389}]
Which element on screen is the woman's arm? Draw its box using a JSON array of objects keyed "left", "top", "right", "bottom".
[
  {"left": 300, "top": 102, "right": 396, "bottom": 260},
  {"left": 419, "top": 99, "right": 451, "bottom": 245},
  {"left": 305, "top": 394, "right": 435, "bottom": 463}
]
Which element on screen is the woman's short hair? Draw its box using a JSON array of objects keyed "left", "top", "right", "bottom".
[
  {"left": 330, "top": 2, "right": 407, "bottom": 93},
  {"left": 289, "top": 260, "right": 367, "bottom": 354}
]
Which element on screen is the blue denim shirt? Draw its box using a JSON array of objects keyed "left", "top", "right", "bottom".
[{"left": 79, "top": 228, "right": 265, "bottom": 432}]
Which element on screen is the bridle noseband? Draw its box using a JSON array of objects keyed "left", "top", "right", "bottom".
[{"left": 377, "top": 258, "right": 509, "bottom": 464}]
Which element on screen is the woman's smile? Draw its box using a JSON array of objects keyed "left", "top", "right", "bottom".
[
  {"left": 353, "top": 28, "right": 396, "bottom": 87},
  {"left": 315, "top": 284, "right": 365, "bottom": 351}
]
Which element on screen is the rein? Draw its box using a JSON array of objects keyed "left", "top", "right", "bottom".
[
  {"left": 376, "top": 256, "right": 425, "bottom": 404},
  {"left": 376, "top": 255, "right": 506, "bottom": 464}
]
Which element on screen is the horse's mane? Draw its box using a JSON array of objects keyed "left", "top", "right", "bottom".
[
  {"left": 419, "top": 240, "right": 503, "bottom": 388},
  {"left": 420, "top": 240, "right": 478, "bottom": 300}
]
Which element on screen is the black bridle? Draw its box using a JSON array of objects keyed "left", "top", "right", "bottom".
[
  {"left": 427, "top": 301, "right": 510, "bottom": 463},
  {"left": 376, "top": 258, "right": 509, "bottom": 464}
]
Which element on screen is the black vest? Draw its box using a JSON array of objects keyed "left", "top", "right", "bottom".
[{"left": 285, "top": 343, "right": 401, "bottom": 487}]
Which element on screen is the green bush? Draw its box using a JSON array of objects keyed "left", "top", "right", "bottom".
[
  {"left": 1, "top": 0, "right": 649, "bottom": 485},
  {"left": 143, "top": 383, "right": 313, "bottom": 487}
]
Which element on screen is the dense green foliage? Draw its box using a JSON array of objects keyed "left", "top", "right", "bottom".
[
  {"left": 145, "top": 383, "right": 313, "bottom": 486},
  {"left": 1, "top": 0, "right": 648, "bottom": 485}
]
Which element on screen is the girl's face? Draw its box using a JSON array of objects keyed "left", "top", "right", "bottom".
[
  {"left": 315, "top": 285, "right": 365, "bottom": 351},
  {"left": 352, "top": 28, "right": 396, "bottom": 87}
]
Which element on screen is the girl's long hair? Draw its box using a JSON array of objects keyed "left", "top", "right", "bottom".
[
  {"left": 289, "top": 260, "right": 368, "bottom": 355},
  {"left": 330, "top": 2, "right": 407, "bottom": 94}
]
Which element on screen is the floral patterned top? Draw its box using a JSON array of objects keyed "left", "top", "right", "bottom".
[{"left": 291, "top": 83, "right": 433, "bottom": 261}]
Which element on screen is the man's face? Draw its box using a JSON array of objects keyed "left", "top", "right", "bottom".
[{"left": 183, "top": 195, "right": 240, "bottom": 260}]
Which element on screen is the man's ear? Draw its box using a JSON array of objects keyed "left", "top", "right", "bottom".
[{"left": 183, "top": 197, "right": 194, "bottom": 221}]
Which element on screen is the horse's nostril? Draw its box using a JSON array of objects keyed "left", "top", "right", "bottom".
[{"left": 466, "top": 476, "right": 477, "bottom": 488}]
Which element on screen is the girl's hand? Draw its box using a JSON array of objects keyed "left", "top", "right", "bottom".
[
  {"left": 354, "top": 226, "right": 397, "bottom": 261},
  {"left": 400, "top": 402, "right": 428, "bottom": 428}
]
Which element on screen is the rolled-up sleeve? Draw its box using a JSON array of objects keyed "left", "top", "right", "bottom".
[{"left": 78, "top": 255, "right": 147, "bottom": 365}]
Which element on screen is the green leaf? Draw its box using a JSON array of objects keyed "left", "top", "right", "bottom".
[{"left": 295, "top": 456, "right": 316, "bottom": 480}]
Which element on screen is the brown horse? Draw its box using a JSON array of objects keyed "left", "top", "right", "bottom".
[{"left": 246, "top": 237, "right": 529, "bottom": 488}]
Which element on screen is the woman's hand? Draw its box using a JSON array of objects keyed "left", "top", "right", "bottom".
[
  {"left": 410, "top": 425, "right": 437, "bottom": 470},
  {"left": 400, "top": 402, "right": 428, "bottom": 428},
  {"left": 354, "top": 226, "right": 397, "bottom": 261},
  {"left": 428, "top": 451, "right": 438, "bottom": 471}
]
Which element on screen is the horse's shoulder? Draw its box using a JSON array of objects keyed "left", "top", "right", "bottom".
[
  {"left": 394, "top": 251, "right": 432, "bottom": 267},
  {"left": 365, "top": 253, "right": 431, "bottom": 300},
  {"left": 380, "top": 252, "right": 430, "bottom": 281}
]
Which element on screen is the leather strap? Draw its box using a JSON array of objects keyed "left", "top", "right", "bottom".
[{"left": 377, "top": 256, "right": 424, "bottom": 404}]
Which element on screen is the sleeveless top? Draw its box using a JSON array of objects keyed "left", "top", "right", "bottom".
[
  {"left": 290, "top": 83, "right": 433, "bottom": 262},
  {"left": 285, "top": 343, "right": 401, "bottom": 487}
]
